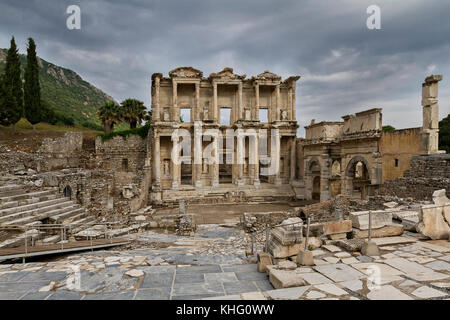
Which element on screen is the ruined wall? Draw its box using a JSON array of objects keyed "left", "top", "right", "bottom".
[
  {"left": 0, "top": 151, "right": 44, "bottom": 174},
  {"left": 342, "top": 108, "right": 382, "bottom": 135},
  {"left": 37, "top": 132, "right": 84, "bottom": 170},
  {"left": 95, "top": 134, "right": 151, "bottom": 214},
  {"left": 379, "top": 127, "right": 423, "bottom": 183},
  {"left": 304, "top": 122, "right": 343, "bottom": 141},
  {"left": 378, "top": 154, "right": 450, "bottom": 200}
]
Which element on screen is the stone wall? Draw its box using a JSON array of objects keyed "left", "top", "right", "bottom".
[
  {"left": 378, "top": 154, "right": 450, "bottom": 200},
  {"left": 241, "top": 210, "right": 298, "bottom": 233},
  {"left": 379, "top": 128, "right": 423, "bottom": 183},
  {"left": 0, "top": 151, "right": 44, "bottom": 174},
  {"left": 37, "top": 132, "right": 84, "bottom": 170},
  {"left": 95, "top": 133, "right": 151, "bottom": 215}
]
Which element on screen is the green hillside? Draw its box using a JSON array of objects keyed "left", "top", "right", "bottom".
[{"left": 0, "top": 48, "right": 115, "bottom": 127}]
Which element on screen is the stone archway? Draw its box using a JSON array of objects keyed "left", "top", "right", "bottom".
[
  {"left": 305, "top": 157, "right": 321, "bottom": 201},
  {"left": 344, "top": 156, "right": 371, "bottom": 200},
  {"left": 63, "top": 185, "right": 72, "bottom": 200}
]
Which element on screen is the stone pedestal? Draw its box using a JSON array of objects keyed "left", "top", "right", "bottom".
[
  {"left": 361, "top": 241, "right": 380, "bottom": 256},
  {"left": 296, "top": 250, "right": 315, "bottom": 266}
]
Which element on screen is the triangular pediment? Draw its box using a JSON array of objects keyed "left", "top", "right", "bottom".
[
  {"left": 253, "top": 70, "right": 282, "bottom": 81},
  {"left": 209, "top": 67, "right": 246, "bottom": 80},
  {"left": 169, "top": 67, "right": 203, "bottom": 78}
]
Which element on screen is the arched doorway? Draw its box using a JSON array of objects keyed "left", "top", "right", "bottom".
[
  {"left": 63, "top": 185, "right": 72, "bottom": 200},
  {"left": 312, "top": 176, "right": 321, "bottom": 200},
  {"left": 345, "top": 156, "right": 370, "bottom": 200},
  {"left": 306, "top": 158, "right": 321, "bottom": 201}
]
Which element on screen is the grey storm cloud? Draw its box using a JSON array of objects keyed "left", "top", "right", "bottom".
[{"left": 0, "top": 0, "right": 449, "bottom": 135}]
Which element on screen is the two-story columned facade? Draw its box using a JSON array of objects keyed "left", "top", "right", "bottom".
[{"left": 149, "top": 67, "right": 300, "bottom": 203}]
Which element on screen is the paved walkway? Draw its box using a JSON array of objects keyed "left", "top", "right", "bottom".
[
  {"left": 0, "top": 263, "right": 273, "bottom": 300},
  {"left": 0, "top": 229, "right": 449, "bottom": 300}
]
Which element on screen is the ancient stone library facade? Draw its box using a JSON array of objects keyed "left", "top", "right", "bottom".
[
  {"left": 147, "top": 68, "right": 444, "bottom": 205},
  {"left": 11, "top": 69, "right": 446, "bottom": 215}
]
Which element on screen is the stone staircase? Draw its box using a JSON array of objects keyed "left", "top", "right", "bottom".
[
  {"left": 0, "top": 184, "right": 96, "bottom": 249},
  {"left": 161, "top": 183, "right": 296, "bottom": 205}
]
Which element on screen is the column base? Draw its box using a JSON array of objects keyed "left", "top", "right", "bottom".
[
  {"left": 172, "top": 181, "right": 179, "bottom": 190},
  {"left": 212, "top": 180, "right": 219, "bottom": 188},
  {"left": 274, "top": 177, "right": 282, "bottom": 186},
  {"left": 253, "top": 179, "right": 260, "bottom": 189},
  {"left": 151, "top": 191, "right": 162, "bottom": 203},
  {"left": 195, "top": 180, "right": 202, "bottom": 188},
  {"left": 236, "top": 179, "right": 244, "bottom": 187}
]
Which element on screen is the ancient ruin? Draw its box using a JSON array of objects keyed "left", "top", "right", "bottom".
[{"left": 0, "top": 70, "right": 448, "bottom": 301}]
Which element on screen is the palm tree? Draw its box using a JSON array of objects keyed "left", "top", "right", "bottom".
[
  {"left": 120, "top": 98, "right": 146, "bottom": 129},
  {"left": 98, "top": 101, "right": 121, "bottom": 133}
]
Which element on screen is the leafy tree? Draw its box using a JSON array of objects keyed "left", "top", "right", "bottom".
[
  {"left": 120, "top": 98, "right": 146, "bottom": 129},
  {"left": 439, "top": 114, "right": 450, "bottom": 154},
  {"left": 98, "top": 101, "right": 121, "bottom": 133},
  {"left": 0, "top": 81, "right": 17, "bottom": 127},
  {"left": 0, "top": 75, "right": 5, "bottom": 125},
  {"left": 382, "top": 125, "right": 395, "bottom": 131},
  {"left": 24, "top": 38, "right": 41, "bottom": 130},
  {"left": 2, "top": 37, "right": 23, "bottom": 132}
]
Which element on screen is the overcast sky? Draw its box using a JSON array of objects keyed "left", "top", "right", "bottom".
[{"left": 1, "top": 0, "right": 449, "bottom": 136}]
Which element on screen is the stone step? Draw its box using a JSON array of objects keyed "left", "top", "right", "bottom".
[
  {"left": 0, "top": 200, "right": 74, "bottom": 224},
  {"left": 0, "top": 189, "right": 56, "bottom": 205},
  {"left": 0, "top": 186, "right": 27, "bottom": 198},
  {"left": 50, "top": 208, "right": 86, "bottom": 224},
  {"left": 41, "top": 234, "right": 61, "bottom": 244},
  {"left": 70, "top": 217, "right": 97, "bottom": 234},
  {"left": 0, "top": 197, "right": 70, "bottom": 217},
  {"left": 0, "top": 194, "right": 59, "bottom": 210},
  {"left": 0, "top": 184, "right": 23, "bottom": 193},
  {"left": 0, "top": 229, "right": 44, "bottom": 249}
]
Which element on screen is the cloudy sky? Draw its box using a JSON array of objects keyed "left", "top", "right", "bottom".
[{"left": 1, "top": 0, "right": 449, "bottom": 135}]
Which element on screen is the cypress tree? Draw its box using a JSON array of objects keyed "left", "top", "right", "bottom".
[
  {"left": 0, "top": 75, "right": 6, "bottom": 126},
  {"left": 24, "top": 37, "right": 41, "bottom": 131},
  {"left": 3, "top": 37, "right": 23, "bottom": 132}
]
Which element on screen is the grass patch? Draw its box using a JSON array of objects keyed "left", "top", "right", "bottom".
[
  {"left": 0, "top": 118, "right": 102, "bottom": 134},
  {"left": 98, "top": 123, "right": 150, "bottom": 142}
]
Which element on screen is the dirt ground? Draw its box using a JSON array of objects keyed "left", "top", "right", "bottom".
[
  {"left": 154, "top": 201, "right": 314, "bottom": 224},
  {"left": 0, "top": 120, "right": 100, "bottom": 153}
]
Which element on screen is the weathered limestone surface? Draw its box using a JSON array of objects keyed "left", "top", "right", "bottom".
[
  {"left": 349, "top": 210, "right": 392, "bottom": 230},
  {"left": 417, "top": 203, "right": 450, "bottom": 240},
  {"left": 352, "top": 224, "right": 404, "bottom": 239},
  {"left": 268, "top": 268, "right": 307, "bottom": 289},
  {"left": 432, "top": 189, "right": 450, "bottom": 205}
]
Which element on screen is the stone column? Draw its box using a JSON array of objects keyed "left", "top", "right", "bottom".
[
  {"left": 273, "top": 129, "right": 281, "bottom": 185},
  {"left": 153, "top": 131, "right": 161, "bottom": 186},
  {"left": 275, "top": 84, "right": 281, "bottom": 121},
  {"left": 290, "top": 137, "right": 296, "bottom": 182},
  {"left": 213, "top": 82, "right": 218, "bottom": 123},
  {"left": 172, "top": 80, "right": 178, "bottom": 122},
  {"left": 154, "top": 76, "right": 161, "bottom": 121},
  {"left": 254, "top": 83, "right": 259, "bottom": 121},
  {"left": 422, "top": 75, "right": 443, "bottom": 154},
  {"left": 292, "top": 83, "right": 297, "bottom": 121},
  {"left": 211, "top": 134, "right": 219, "bottom": 188},
  {"left": 195, "top": 82, "right": 200, "bottom": 121},
  {"left": 194, "top": 122, "right": 202, "bottom": 188},
  {"left": 288, "top": 87, "right": 292, "bottom": 121},
  {"left": 305, "top": 173, "right": 312, "bottom": 200},
  {"left": 342, "top": 176, "right": 353, "bottom": 198},
  {"left": 236, "top": 131, "right": 244, "bottom": 186},
  {"left": 171, "top": 134, "right": 179, "bottom": 190},
  {"left": 251, "top": 133, "right": 260, "bottom": 188},
  {"left": 319, "top": 157, "right": 331, "bottom": 202},
  {"left": 238, "top": 82, "right": 243, "bottom": 121}
]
